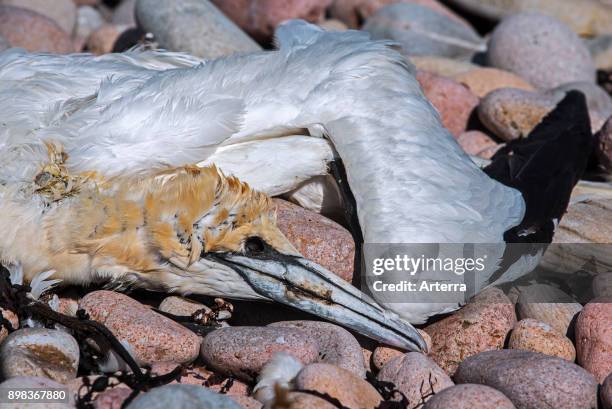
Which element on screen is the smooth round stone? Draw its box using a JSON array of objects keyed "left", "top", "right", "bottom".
[
  {"left": 0, "top": 328, "right": 79, "bottom": 384},
  {"left": 135, "top": 0, "right": 261, "bottom": 59},
  {"left": 150, "top": 362, "right": 250, "bottom": 396},
  {"left": 0, "top": 5, "right": 73, "bottom": 53},
  {"left": 201, "top": 326, "right": 319, "bottom": 381},
  {"left": 423, "top": 384, "right": 516, "bottom": 409},
  {"left": 0, "top": 376, "right": 75, "bottom": 409},
  {"left": 409, "top": 56, "right": 479, "bottom": 78},
  {"left": 283, "top": 392, "right": 337, "bottom": 409},
  {"left": 487, "top": 12, "right": 596, "bottom": 89},
  {"left": 211, "top": 0, "right": 332, "bottom": 43},
  {"left": 268, "top": 320, "right": 366, "bottom": 377},
  {"left": 76, "top": 5, "right": 105, "bottom": 40},
  {"left": 274, "top": 199, "right": 354, "bottom": 282},
  {"left": 516, "top": 284, "right": 583, "bottom": 337},
  {"left": 554, "top": 82, "right": 612, "bottom": 131},
  {"left": 509, "top": 319, "right": 576, "bottom": 361},
  {"left": 456, "top": 131, "right": 501, "bottom": 159},
  {"left": 229, "top": 396, "right": 262, "bottom": 409},
  {"left": 416, "top": 70, "right": 480, "bottom": 138},
  {"left": 112, "top": 0, "right": 136, "bottom": 26},
  {"left": 158, "top": 295, "right": 211, "bottom": 317},
  {"left": 455, "top": 350, "right": 598, "bottom": 409},
  {"left": 0, "top": 307, "right": 18, "bottom": 342},
  {"left": 593, "top": 272, "right": 612, "bottom": 298},
  {"left": 364, "top": 3, "right": 484, "bottom": 60},
  {"left": 87, "top": 24, "right": 130, "bottom": 55},
  {"left": 329, "top": 0, "right": 470, "bottom": 29},
  {"left": 93, "top": 387, "right": 133, "bottom": 409},
  {"left": 586, "top": 35, "right": 612, "bottom": 70},
  {"left": 79, "top": 290, "right": 201, "bottom": 367},
  {"left": 424, "top": 288, "right": 516, "bottom": 376},
  {"left": 602, "top": 373, "right": 612, "bottom": 409},
  {"left": 575, "top": 300, "right": 612, "bottom": 383},
  {"left": 0, "top": 0, "right": 76, "bottom": 34},
  {"left": 444, "top": 0, "right": 612, "bottom": 37},
  {"left": 377, "top": 353, "right": 454, "bottom": 406},
  {"left": 125, "top": 384, "right": 242, "bottom": 409},
  {"left": 372, "top": 330, "right": 431, "bottom": 371},
  {"left": 454, "top": 68, "right": 534, "bottom": 98},
  {"left": 295, "top": 363, "right": 383, "bottom": 409}
]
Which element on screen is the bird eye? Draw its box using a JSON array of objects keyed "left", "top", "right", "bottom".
[{"left": 245, "top": 237, "right": 265, "bottom": 253}]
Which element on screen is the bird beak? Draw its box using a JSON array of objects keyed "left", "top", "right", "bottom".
[{"left": 209, "top": 251, "right": 427, "bottom": 352}]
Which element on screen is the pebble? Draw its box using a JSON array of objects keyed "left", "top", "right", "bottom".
[
  {"left": 423, "top": 384, "right": 517, "bottom": 409},
  {"left": 552, "top": 197, "right": 612, "bottom": 243},
  {"left": 329, "top": 0, "right": 469, "bottom": 29},
  {"left": 516, "top": 284, "right": 582, "bottom": 337},
  {"left": 135, "top": 0, "right": 261, "bottom": 59},
  {"left": 602, "top": 373, "right": 612, "bottom": 409},
  {"left": 295, "top": 363, "right": 383, "bottom": 409},
  {"left": 0, "top": 307, "right": 18, "bottom": 342},
  {"left": 79, "top": 290, "right": 200, "bottom": 367},
  {"left": 230, "top": 396, "right": 263, "bottom": 409},
  {"left": 409, "top": 56, "right": 478, "bottom": 77},
  {"left": 364, "top": 3, "right": 484, "bottom": 60},
  {"left": 124, "top": 384, "right": 242, "bottom": 409},
  {"left": 508, "top": 319, "right": 576, "bottom": 361},
  {"left": 372, "top": 330, "right": 432, "bottom": 370},
  {"left": 444, "top": 0, "right": 612, "bottom": 37},
  {"left": 112, "top": 0, "right": 136, "bottom": 26},
  {"left": 76, "top": 5, "right": 105, "bottom": 41},
  {"left": 575, "top": 300, "right": 612, "bottom": 383},
  {"left": 0, "top": 0, "right": 76, "bottom": 34},
  {"left": 586, "top": 35, "right": 612, "bottom": 70},
  {"left": 596, "top": 116, "right": 612, "bottom": 173},
  {"left": 377, "top": 353, "right": 454, "bottom": 407},
  {"left": 200, "top": 326, "right": 319, "bottom": 381},
  {"left": 93, "top": 387, "right": 133, "bottom": 409},
  {"left": 424, "top": 288, "right": 516, "bottom": 376},
  {"left": 268, "top": 320, "right": 366, "bottom": 377},
  {"left": 0, "top": 376, "right": 75, "bottom": 409},
  {"left": 274, "top": 199, "right": 354, "bottom": 282},
  {"left": 0, "top": 5, "right": 73, "bottom": 53},
  {"left": 416, "top": 70, "right": 480, "bottom": 138},
  {"left": 454, "top": 68, "right": 534, "bottom": 98},
  {"left": 487, "top": 12, "right": 596, "bottom": 89},
  {"left": 282, "top": 392, "right": 337, "bottom": 408},
  {"left": 0, "top": 328, "right": 79, "bottom": 384},
  {"left": 593, "top": 272, "right": 612, "bottom": 298},
  {"left": 211, "top": 0, "right": 332, "bottom": 43},
  {"left": 455, "top": 349, "right": 598, "bottom": 409},
  {"left": 86, "top": 24, "right": 130, "bottom": 55},
  {"left": 158, "top": 295, "right": 211, "bottom": 317},
  {"left": 456, "top": 131, "right": 501, "bottom": 159}
]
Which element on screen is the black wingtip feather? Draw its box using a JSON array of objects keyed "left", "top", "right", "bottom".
[{"left": 484, "top": 90, "right": 594, "bottom": 243}]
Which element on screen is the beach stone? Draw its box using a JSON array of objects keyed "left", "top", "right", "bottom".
[
  {"left": 93, "top": 387, "right": 133, "bottom": 409},
  {"left": 125, "top": 384, "right": 242, "bottom": 409},
  {"left": 283, "top": 392, "right": 337, "bottom": 409},
  {"left": 424, "top": 288, "right": 516, "bottom": 376},
  {"left": 554, "top": 82, "right": 612, "bottom": 131},
  {"left": 552, "top": 197, "right": 612, "bottom": 244},
  {"left": 274, "top": 199, "right": 354, "bottom": 282},
  {"left": 0, "top": 328, "right": 79, "bottom": 384},
  {"left": 377, "top": 353, "right": 454, "bottom": 407},
  {"left": 230, "top": 396, "right": 263, "bottom": 409},
  {"left": 329, "top": 0, "right": 469, "bottom": 29},
  {"left": 79, "top": 290, "right": 200, "bottom": 366},
  {"left": 508, "top": 319, "right": 576, "bottom": 361},
  {"left": 487, "top": 12, "right": 596, "bottom": 89},
  {"left": 295, "top": 363, "right": 383, "bottom": 409},
  {"left": 0, "top": 5, "right": 73, "bottom": 53},
  {"left": 586, "top": 35, "right": 612, "bottom": 70},
  {"left": 268, "top": 320, "right": 366, "bottom": 377},
  {"left": 113, "top": 0, "right": 136, "bottom": 26},
  {"left": 0, "top": 0, "right": 76, "bottom": 34},
  {"left": 416, "top": 70, "right": 480, "bottom": 137},
  {"left": 135, "top": 0, "right": 261, "bottom": 59},
  {"left": 593, "top": 272, "right": 612, "bottom": 298},
  {"left": 86, "top": 24, "right": 130, "bottom": 55},
  {"left": 158, "top": 295, "right": 211, "bottom": 317},
  {"left": 596, "top": 116, "right": 612, "bottom": 173},
  {"left": 211, "top": 0, "right": 332, "bottom": 43},
  {"left": 456, "top": 131, "right": 501, "bottom": 159},
  {"left": 575, "top": 300, "right": 612, "bottom": 383},
  {"left": 455, "top": 349, "right": 598, "bottom": 409},
  {"left": 364, "top": 3, "right": 484, "bottom": 60},
  {"left": 409, "top": 56, "right": 478, "bottom": 77},
  {"left": 76, "top": 5, "right": 105, "bottom": 40},
  {"left": 150, "top": 362, "right": 250, "bottom": 396},
  {"left": 423, "top": 384, "right": 517, "bottom": 409},
  {"left": 454, "top": 68, "right": 534, "bottom": 98},
  {"left": 0, "top": 376, "right": 75, "bottom": 409},
  {"left": 0, "top": 307, "right": 18, "bottom": 342},
  {"left": 444, "top": 0, "right": 612, "bottom": 37},
  {"left": 516, "top": 284, "right": 582, "bottom": 337},
  {"left": 372, "top": 330, "right": 431, "bottom": 370},
  {"left": 602, "top": 373, "right": 612, "bottom": 409},
  {"left": 200, "top": 326, "right": 319, "bottom": 381}
]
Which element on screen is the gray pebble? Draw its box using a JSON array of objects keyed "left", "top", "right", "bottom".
[{"left": 125, "top": 384, "right": 242, "bottom": 409}]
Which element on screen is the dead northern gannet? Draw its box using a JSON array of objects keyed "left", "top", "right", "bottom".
[{"left": 0, "top": 21, "right": 592, "bottom": 349}]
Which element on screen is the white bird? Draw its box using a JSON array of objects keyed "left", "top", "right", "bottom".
[{"left": 0, "top": 21, "right": 591, "bottom": 351}]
